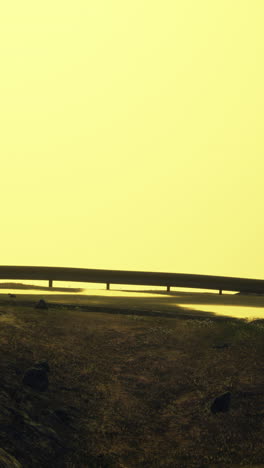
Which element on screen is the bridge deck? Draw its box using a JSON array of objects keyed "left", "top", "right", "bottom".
[{"left": 0, "top": 266, "right": 264, "bottom": 293}]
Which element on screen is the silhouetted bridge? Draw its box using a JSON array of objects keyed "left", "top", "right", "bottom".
[{"left": 0, "top": 266, "right": 264, "bottom": 294}]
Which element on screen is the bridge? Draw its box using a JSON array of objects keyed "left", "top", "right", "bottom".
[{"left": 0, "top": 265, "right": 264, "bottom": 294}]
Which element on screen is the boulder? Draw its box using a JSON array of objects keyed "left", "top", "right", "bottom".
[
  {"left": 0, "top": 360, "right": 79, "bottom": 467},
  {"left": 22, "top": 364, "right": 49, "bottom": 392},
  {"left": 211, "top": 391, "right": 231, "bottom": 413},
  {"left": 35, "top": 299, "right": 48, "bottom": 310}
]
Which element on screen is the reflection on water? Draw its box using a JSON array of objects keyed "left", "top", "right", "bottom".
[
  {"left": 181, "top": 303, "right": 264, "bottom": 321},
  {"left": 0, "top": 280, "right": 264, "bottom": 321},
  {"left": 0, "top": 287, "right": 157, "bottom": 298}
]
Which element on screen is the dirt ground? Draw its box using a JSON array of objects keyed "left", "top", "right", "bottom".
[{"left": 0, "top": 290, "right": 263, "bottom": 467}]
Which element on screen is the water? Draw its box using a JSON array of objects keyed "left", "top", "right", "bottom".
[
  {"left": 182, "top": 303, "right": 264, "bottom": 321},
  {"left": 1, "top": 280, "right": 264, "bottom": 321}
]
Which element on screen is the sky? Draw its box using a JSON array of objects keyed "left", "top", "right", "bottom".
[{"left": 0, "top": 0, "right": 263, "bottom": 280}]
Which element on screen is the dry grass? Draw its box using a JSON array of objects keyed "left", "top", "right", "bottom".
[{"left": 0, "top": 295, "right": 263, "bottom": 467}]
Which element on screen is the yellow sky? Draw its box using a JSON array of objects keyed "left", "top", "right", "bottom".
[{"left": 0, "top": 1, "right": 263, "bottom": 279}]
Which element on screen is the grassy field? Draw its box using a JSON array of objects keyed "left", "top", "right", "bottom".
[{"left": 0, "top": 290, "right": 263, "bottom": 467}]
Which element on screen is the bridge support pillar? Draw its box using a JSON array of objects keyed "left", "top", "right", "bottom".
[
  {"left": 219, "top": 289, "right": 222, "bottom": 295},
  {"left": 167, "top": 286, "right": 170, "bottom": 292},
  {"left": 49, "top": 280, "right": 53, "bottom": 288},
  {"left": 106, "top": 283, "right": 110, "bottom": 290}
]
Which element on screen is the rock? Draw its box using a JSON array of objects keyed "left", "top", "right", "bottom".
[
  {"left": 211, "top": 391, "right": 231, "bottom": 414},
  {"left": 35, "top": 299, "right": 48, "bottom": 310},
  {"left": 0, "top": 360, "right": 78, "bottom": 467},
  {"left": 22, "top": 363, "right": 49, "bottom": 392},
  {"left": 0, "top": 448, "right": 22, "bottom": 467}
]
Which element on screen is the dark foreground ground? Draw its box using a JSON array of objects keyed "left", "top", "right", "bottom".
[{"left": 0, "top": 287, "right": 263, "bottom": 467}]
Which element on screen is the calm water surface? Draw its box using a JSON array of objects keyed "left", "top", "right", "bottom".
[{"left": 1, "top": 280, "right": 264, "bottom": 321}]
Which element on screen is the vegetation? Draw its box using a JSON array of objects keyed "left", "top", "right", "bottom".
[{"left": 0, "top": 292, "right": 263, "bottom": 467}]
